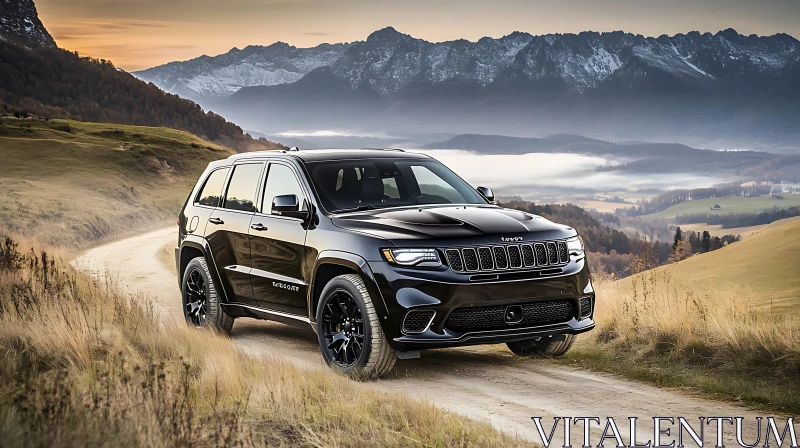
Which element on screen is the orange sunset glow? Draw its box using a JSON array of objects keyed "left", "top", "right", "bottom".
[{"left": 36, "top": 0, "right": 800, "bottom": 71}]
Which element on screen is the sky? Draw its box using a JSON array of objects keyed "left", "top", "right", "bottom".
[{"left": 36, "top": 0, "right": 800, "bottom": 71}]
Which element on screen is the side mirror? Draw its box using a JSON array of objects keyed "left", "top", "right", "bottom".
[
  {"left": 271, "top": 194, "right": 309, "bottom": 220},
  {"left": 476, "top": 186, "right": 495, "bottom": 203}
]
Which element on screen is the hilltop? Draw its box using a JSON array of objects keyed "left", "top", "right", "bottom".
[{"left": 0, "top": 118, "right": 232, "bottom": 249}]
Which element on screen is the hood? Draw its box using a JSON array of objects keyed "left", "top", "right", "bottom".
[{"left": 331, "top": 205, "right": 576, "bottom": 243}]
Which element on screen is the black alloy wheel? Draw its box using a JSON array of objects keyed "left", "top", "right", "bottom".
[
  {"left": 321, "top": 289, "right": 365, "bottom": 367},
  {"left": 184, "top": 267, "right": 208, "bottom": 327}
]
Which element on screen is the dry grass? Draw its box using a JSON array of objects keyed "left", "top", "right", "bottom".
[
  {"left": 561, "top": 220, "right": 800, "bottom": 412},
  {"left": 0, "top": 235, "right": 522, "bottom": 447}
]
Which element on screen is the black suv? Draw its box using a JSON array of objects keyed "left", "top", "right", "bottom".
[{"left": 175, "top": 149, "right": 595, "bottom": 378}]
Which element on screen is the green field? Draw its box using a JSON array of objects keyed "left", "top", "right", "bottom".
[
  {"left": 0, "top": 118, "right": 233, "bottom": 249},
  {"left": 645, "top": 195, "right": 800, "bottom": 220}
]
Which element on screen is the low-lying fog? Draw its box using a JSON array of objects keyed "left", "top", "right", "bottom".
[
  {"left": 411, "top": 149, "right": 728, "bottom": 199},
  {"left": 266, "top": 130, "right": 730, "bottom": 201}
]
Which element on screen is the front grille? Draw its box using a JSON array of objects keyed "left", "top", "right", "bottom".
[
  {"left": 580, "top": 297, "right": 593, "bottom": 318},
  {"left": 444, "top": 240, "right": 570, "bottom": 273},
  {"left": 445, "top": 300, "right": 576, "bottom": 332},
  {"left": 403, "top": 309, "right": 436, "bottom": 333}
]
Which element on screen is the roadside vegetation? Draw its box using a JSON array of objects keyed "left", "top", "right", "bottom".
[
  {"left": 0, "top": 234, "right": 522, "bottom": 447},
  {"left": 562, "top": 217, "right": 800, "bottom": 413},
  {"left": 0, "top": 118, "right": 232, "bottom": 249}
]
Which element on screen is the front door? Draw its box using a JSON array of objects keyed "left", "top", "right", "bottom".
[
  {"left": 204, "top": 162, "right": 265, "bottom": 305},
  {"left": 249, "top": 161, "right": 310, "bottom": 315}
]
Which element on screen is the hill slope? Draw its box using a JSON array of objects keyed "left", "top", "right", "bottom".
[
  {"left": 0, "top": 118, "right": 232, "bottom": 248},
  {"left": 615, "top": 216, "right": 800, "bottom": 311}
]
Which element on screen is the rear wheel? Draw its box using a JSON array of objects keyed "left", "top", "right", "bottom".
[
  {"left": 507, "top": 334, "right": 575, "bottom": 357},
  {"left": 182, "top": 257, "right": 234, "bottom": 334},
  {"left": 316, "top": 274, "right": 396, "bottom": 379}
]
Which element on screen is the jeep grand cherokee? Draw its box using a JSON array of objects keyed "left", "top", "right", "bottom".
[{"left": 175, "top": 148, "right": 595, "bottom": 378}]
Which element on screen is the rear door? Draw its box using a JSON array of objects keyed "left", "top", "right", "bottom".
[
  {"left": 184, "top": 166, "right": 230, "bottom": 239},
  {"left": 249, "top": 161, "right": 311, "bottom": 314},
  {"left": 204, "top": 161, "right": 265, "bottom": 305}
]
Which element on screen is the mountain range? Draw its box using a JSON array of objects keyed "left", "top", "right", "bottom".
[{"left": 133, "top": 27, "right": 800, "bottom": 151}]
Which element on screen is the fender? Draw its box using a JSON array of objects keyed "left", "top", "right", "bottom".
[
  {"left": 178, "top": 235, "right": 232, "bottom": 304},
  {"left": 309, "top": 250, "right": 390, "bottom": 324}
]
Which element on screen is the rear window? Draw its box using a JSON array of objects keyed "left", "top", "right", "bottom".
[{"left": 195, "top": 168, "right": 229, "bottom": 207}]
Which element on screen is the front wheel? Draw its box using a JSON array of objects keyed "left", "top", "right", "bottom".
[
  {"left": 316, "top": 274, "right": 396, "bottom": 379},
  {"left": 507, "top": 334, "right": 575, "bottom": 357},
  {"left": 182, "top": 257, "right": 234, "bottom": 334}
]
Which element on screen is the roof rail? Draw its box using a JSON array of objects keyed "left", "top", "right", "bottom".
[{"left": 364, "top": 148, "right": 405, "bottom": 152}]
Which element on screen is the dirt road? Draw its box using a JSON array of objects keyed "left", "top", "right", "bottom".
[{"left": 74, "top": 227, "right": 767, "bottom": 445}]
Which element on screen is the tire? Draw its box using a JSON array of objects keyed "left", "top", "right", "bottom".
[
  {"left": 507, "top": 334, "right": 575, "bottom": 357},
  {"left": 182, "top": 257, "right": 234, "bottom": 335},
  {"left": 316, "top": 274, "right": 396, "bottom": 379}
]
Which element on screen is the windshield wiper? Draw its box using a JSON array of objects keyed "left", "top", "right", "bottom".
[{"left": 334, "top": 205, "right": 376, "bottom": 214}]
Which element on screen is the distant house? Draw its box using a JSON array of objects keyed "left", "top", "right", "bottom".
[{"left": 710, "top": 204, "right": 721, "bottom": 210}]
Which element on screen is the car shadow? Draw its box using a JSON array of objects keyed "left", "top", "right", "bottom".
[{"left": 230, "top": 317, "right": 547, "bottom": 380}]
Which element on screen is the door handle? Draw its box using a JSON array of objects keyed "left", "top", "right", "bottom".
[
  {"left": 208, "top": 217, "right": 224, "bottom": 225},
  {"left": 250, "top": 223, "right": 268, "bottom": 231}
]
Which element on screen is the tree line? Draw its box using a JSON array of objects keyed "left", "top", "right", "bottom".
[
  {"left": 616, "top": 183, "right": 773, "bottom": 217},
  {"left": 674, "top": 206, "right": 800, "bottom": 228},
  {"left": 0, "top": 43, "right": 285, "bottom": 152}
]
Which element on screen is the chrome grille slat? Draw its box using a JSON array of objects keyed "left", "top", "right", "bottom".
[
  {"left": 492, "top": 246, "right": 509, "bottom": 270},
  {"left": 546, "top": 242, "right": 559, "bottom": 265},
  {"left": 557, "top": 241, "right": 569, "bottom": 264},
  {"left": 521, "top": 244, "right": 536, "bottom": 267},
  {"left": 507, "top": 245, "right": 522, "bottom": 268},
  {"left": 462, "top": 248, "right": 479, "bottom": 271},
  {"left": 534, "top": 243, "right": 547, "bottom": 266},
  {"left": 477, "top": 247, "right": 494, "bottom": 271},
  {"left": 444, "top": 240, "right": 571, "bottom": 273}
]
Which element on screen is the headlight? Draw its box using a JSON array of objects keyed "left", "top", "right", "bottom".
[
  {"left": 381, "top": 248, "right": 441, "bottom": 267},
  {"left": 566, "top": 236, "right": 584, "bottom": 256}
]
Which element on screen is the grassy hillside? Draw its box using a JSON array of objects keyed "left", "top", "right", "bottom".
[
  {"left": 0, "top": 117, "right": 231, "bottom": 249},
  {"left": 618, "top": 216, "right": 800, "bottom": 311},
  {"left": 563, "top": 217, "right": 800, "bottom": 412},
  {"left": 645, "top": 195, "right": 800, "bottom": 219},
  {"left": 0, "top": 236, "right": 522, "bottom": 447}
]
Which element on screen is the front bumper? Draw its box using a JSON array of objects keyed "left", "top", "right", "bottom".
[{"left": 369, "top": 257, "right": 596, "bottom": 351}]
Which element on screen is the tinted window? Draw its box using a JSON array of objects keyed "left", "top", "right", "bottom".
[
  {"left": 196, "top": 168, "right": 230, "bottom": 207},
  {"left": 262, "top": 163, "right": 307, "bottom": 214},
  {"left": 223, "top": 163, "right": 263, "bottom": 212},
  {"left": 308, "top": 158, "right": 486, "bottom": 213}
]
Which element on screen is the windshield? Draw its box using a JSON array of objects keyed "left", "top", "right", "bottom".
[{"left": 306, "top": 158, "right": 487, "bottom": 213}]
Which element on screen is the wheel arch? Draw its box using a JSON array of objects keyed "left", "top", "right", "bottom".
[
  {"left": 309, "top": 251, "right": 389, "bottom": 324},
  {"left": 177, "top": 235, "right": 230, "bottom": 303}
]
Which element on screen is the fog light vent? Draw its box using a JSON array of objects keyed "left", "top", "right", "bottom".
[
  {"left": 402, "top": 310, "right": 435, "bottom": 334},
  {"left": 580, "top": 297, "right": 593, "bottom": 318}
]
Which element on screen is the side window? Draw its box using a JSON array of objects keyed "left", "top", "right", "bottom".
[
  {"left": 195, "top": 168, "right": 230, "bottom": 207},
  {"left": 262, "top": 163, "right": 307, "bottom": 214},
  {"left": 223, "top": 163, "right": 263, "bottom": 212}
]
